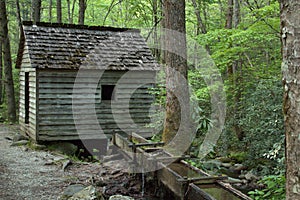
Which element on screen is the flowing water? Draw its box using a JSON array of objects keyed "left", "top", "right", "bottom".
[{"left": 141, "top": 166, "right": 145, "bottom": 196}]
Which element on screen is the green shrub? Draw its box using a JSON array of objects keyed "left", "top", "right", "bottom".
[{"left": 248, "top": 175, "right": 285, "bottom": 200}]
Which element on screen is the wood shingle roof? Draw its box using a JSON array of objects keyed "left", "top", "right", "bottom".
[{"left": 16, "top": 21, "right": 159, "bottom": 71}]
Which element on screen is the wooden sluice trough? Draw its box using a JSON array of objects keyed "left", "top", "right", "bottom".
[{"left": 112, "top": 133, "right": 252, "bottom": 200}]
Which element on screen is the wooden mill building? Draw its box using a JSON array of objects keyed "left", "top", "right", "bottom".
[{"left": 16, "top": 21, "right": 159, "bottom": 142}]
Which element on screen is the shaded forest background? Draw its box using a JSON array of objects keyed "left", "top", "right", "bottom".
[{"left": 0, "top": 0, "right": 284, "bottom": 199}]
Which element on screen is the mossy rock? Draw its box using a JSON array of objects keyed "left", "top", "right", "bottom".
[
  {"left": 47, "top": 142, "right": 78, "bottom": 156},
  {"left": 11, "top": 140, "right": 29, "bottom": 147},
  {"left": 228, "top": 152, "right": 247, "bottom": 163}
]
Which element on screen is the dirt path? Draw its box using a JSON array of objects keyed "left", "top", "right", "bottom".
[
  {"left": 0, "top": 124, "right": 71, "bottom": 199},
  {"left": 0, "top": 124, "right": 155, "bottom": 200}
]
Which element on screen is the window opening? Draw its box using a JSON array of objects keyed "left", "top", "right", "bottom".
[
  {"left": 25, "top": 72, "right": 29, "bottom": 124},
  {"left": 101, "top": 85, "right": 116, "bottom": 101}
]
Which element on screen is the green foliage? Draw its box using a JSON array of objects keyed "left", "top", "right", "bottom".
[
  {"left": 228, "top": 152, "right": 247, "bottom": 163},
  {"left": 189, "top": 70, "right": 212, "bottom": 134},
  {"left": 146, "top": 71, "right": 166, "bottom": 134},
  {"left": 0, "top": 66, "right": 20, "bottom": 123},
  {"left": 0, "top": 104, "right": 8, "bottom": 123},
  {"left": 239, "top": 79, "right": 284, "bottom": 174},
  {"left": 217, "top": 78, "right": 284, "bottom": 175},
  {"left": 193, "top": 0, "right": 284, "bottom": 176},
  {"left": 248, "top": 175, "right": 286, "bottom": 200}
]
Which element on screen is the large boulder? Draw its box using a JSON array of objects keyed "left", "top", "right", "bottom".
[
  {"left": 60, "top": 184, "right": 85, "bottom": 200},
  {"left": 69, "top": 185, "right": 104, "bottom": 200}
]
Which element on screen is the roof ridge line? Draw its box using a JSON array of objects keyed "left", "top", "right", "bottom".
[{"left": 22, "top": 21, "right": 140, "bottom": 33}]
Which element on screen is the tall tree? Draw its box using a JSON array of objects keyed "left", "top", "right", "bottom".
[
  {"left": 78, "top": 0, "right": 86, "bottom": 25},
  {"left": 225, "top": 0, "right": 233, "bottom": 29},
  {"left": 57, "top": 0, "right": 62, "bottom": 23},
  {"left": 225, "top": 0, "right": 243, "bottom": 140},
  {"left": 162, "top": 0, "right": 189, "bottom": 145},
  {"left": 150, "top": 0, "right": 161, "bottom": 59},
  {"left": 32, "top": 0, "right": 42, "bottom": 23},
  {"left": 49, "top": 0, "right": 52, "bottom": 22},
  {"left": 233, "top": 0, "right": 240, "bottom": 28},
  {"left": 16, "top": 0, "right": 22, "bottom": 27},
  {"left": 0, "top": 40, "right": 2, "bottom": 105},
  {"left": 67, "top": 0, "right": 77, "bottom": 24},
  {"left": 191, "top": 0, "right": 210, "bottom": 55},
  {"left": 67, "top": 0, "right": 71, "bottom": 23},
  {"left": 281, "top": 0, "right": 300, "bottom": 199},
  {"left": 0, "top": 0, "right": 16, "bottom": 122},
  {"left": 191, "top": 0, "right": 207, "bottom": 34}
]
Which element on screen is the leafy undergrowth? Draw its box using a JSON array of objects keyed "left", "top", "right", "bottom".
[{"left": 248, "top": 175, "right": 285, "bottom": 200}]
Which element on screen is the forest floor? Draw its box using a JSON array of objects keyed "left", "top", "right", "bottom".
[{"left": 0, "top": 124, "right": 157, "bottom": 200}]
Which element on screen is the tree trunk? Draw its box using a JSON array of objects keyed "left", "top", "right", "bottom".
[
  {"left": 49, "top": 0, "right": 52, "bottom": 22},
  {"left": 225, "top": 0, "right": 233, "bottom": 29},
  {"left": 0, "top": 41, "right": 2, "bottom": 105},
  {"left": 152, "top": 0, "right": 160, "bottom": 59},
  {"left": 233, "top": 0, "right": 240, "bottom": 28},
  {"left": 225, "top": 0, "right": 243, "bottom": 140},
  {"left": 191, "top": 0, "right": 210, "bottom": 55},
  {"left": 162, "top": 0, "right": 190, "bottom": 147},
  {"left": 78, "top": 0, "right": 86, "bottom": 25},
  {"left": 0, "top": 0, "right": 16, "bottom": 122},
  {"left": 160, "top": 0, "right": 166, "bottom": 64},
  {"left": 71, "top": 0, "right": 76, "bottom": 24},
  {"left": 57, "top": 0, "right": 62, "bottom": 23},
  {"left": 16, "top": 0, "right": 22, "bottom": 27},
  {"left": 191, "top": 0, "right": 207, "bottom": 34},
  {"left": 281, "top": 1, "right": 300, "bottom": 199},
  {"left": 67, "top": 0, "right": 71, "bottom": 23},
  {"left": 32, "top": 0, "right": 41, "bottom": 23}
]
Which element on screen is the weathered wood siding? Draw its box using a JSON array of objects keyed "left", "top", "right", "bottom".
[
  {"left": 37, "top": 69, "right": 155, "bottom": 141},
  {"left": 19, "top": 44, "right": 38, "bottom": 140},
  {"left": 19, "top": 70, "right": 38, "bottom": 139},
  {"left": 19, "top": 46, "right": 38, "bottom": 140}
]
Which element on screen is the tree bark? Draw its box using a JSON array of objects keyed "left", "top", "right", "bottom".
[
  {"left": 0, "top": 41, "right": 2, "bottom": 105},
  {"left": 233, "top": 0, "right": 240, "bottom": 28},
  {"left": 162, "top": 0, "right": 189, "bottom": 147},
  {"left": 0, "top": 0, "right": 16, "bottom": 122},
  {"left": 191, "top": 0, "right": 207, "bottom": 34},
  {"left": 152, "top": 0, "right": 160, "bottom": 59},
  {"left": 191, "top": 0, "right": 210, "bottom": 55},
  {"left": 32, "top": 0, "right": 41, "bottom": 23},
  {"left": 16, "top": 0, "right": 22, "bottom": 28},
  {"left": 225, "top": 0, "right": 233, "bottom": 29},
  {"left": 78, "top": 0, "right": 86, "bottom": 25},
  {"left": 281, "top": 1, "right": 300, "bottom": 199},
  {"left": 225, "top": 0, "right": 243, "bottom": 140},
  {"left": 67, "top": 0, "right": 71, "bottom": 23},
  {"left": 49, "top": 0, "right": 52, "bottom": 22},
  {"left": 57, "top": 0, "right": 62, "bottom": 23},
  {"left": 160, "top": 0, "right": 166, "bottom": 64}
]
